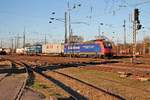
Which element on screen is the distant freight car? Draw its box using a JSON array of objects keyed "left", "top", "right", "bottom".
[
  {"left": 42, "top": 43, "right": 64, "bottom": 55},
  {"left": 0, "top": 48, "right": 11, "bottom": 55},
  {"left": 16, "top": 48, "right": 25, "bottom": 54},
  {"left": 0, "top": 48, "right": 7, "bottom": 55},
  {"left": 25, "top": 44, "right": 42, "bottom": 55},
  {"left": 64, "top": 39, "right": 113, "bottom": 58},
  {"left": 4, "top": 48, "right": 11, "bottom": 54}
]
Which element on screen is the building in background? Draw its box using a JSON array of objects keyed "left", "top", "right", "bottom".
[
  {"left": 142, "top": 36, "right": 150, "bottom": 54},
  {"left": 69, "top": 35, "right": 84, "bottom": 43}
]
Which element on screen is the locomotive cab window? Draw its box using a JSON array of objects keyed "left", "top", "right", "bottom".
[{"left": 104, "top": 42, "right": 112, "bottom": 48}]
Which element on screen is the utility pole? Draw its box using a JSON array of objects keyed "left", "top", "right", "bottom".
[
  {"left": 17, "top": 34, "right": 19, "bottom": 48},
  {"left": 23, "top": 27, "right": 26, "bottom": 48},
  {"left": 123, "top": 20, "right": 126, "bottom": 51},
  {"left": 66, "top": 1, "right": 81, "bottom": 43},
  {"left": 11, "top": 38, "right": 14, "bottom": 53},
  {"left": 11, "top": 38, "right": 14, "bottom": 49},
  {"left": 143, "top": 39, "right": 146, "bottom": 55},
  {"left": 65, "top": 12, "right": 68, "bottom": 43},
  {"left": 97, "top": 23, "right": 103, "bottom": 38},
  {"left": 116, "top": 36, "right": 119, "bottom": 56},
  {"left": 68, "top": 1, "right": 71, "bottom": 43},
  {"left": 0, "top": 40, "right": 3, "bottom": 48},
  {"left": 14, "top": 37, "right": 17, "bottom": 50},
  {"left": 143, "top": 31, "right": 146, "bottom": 55},
  {"left": 98, "top": 26, "right": 100, "bottom": 37},
  {"left": 44, "top": 34, "right": 47, "bottom": 44},
  {"left": 132, "top": 19, "right": 136, "bottom": 62},
  {"left": 15, "top": 34, "right": 21, "bottom": 49}
]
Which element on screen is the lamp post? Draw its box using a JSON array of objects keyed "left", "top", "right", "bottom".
[
  {"left": 23, "top": 27, "right": 26, "bottom": 48},
  {"left": 49, "top": 12, "right": 68, "bottom": 43},
  {"left": 67, "top": 1, "right": 81, "bottom": 43},
  {"left": 98, "top": 23, "right": 103, "bottom": 37},
  {"left": 49, "top": 1, "right": 82, "bottom": 44}
]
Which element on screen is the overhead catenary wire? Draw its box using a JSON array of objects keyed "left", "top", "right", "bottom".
[{"left": 133, "top": 0, "right": 150, "bottom": 7}]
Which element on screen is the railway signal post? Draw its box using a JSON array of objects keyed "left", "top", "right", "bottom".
[
  {"left": 123, "top": 20, "right": 126, "bottom": 52},
  {"left": 132, "top": 8, "right": 142, "bottom": 63}
]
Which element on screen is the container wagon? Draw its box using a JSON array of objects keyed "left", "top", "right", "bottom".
[
  {"left": 42, "top": 43, "right": 64, "bottom": 55},
  {"left": 25, "top": 44, "right": 42, "bottom": 55},
  {"left": 16, "top": 48, "right": 25, "bottom": 54},
  {"left": 0, "top": 48, "right": 7, "bottom": 55},
  {"left": 64, "top": 39, "right": 113, "bottom": 58}
]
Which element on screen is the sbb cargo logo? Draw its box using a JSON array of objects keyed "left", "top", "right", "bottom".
[{"left": 68, "top": 46, "right": 80, "bottom": 50}]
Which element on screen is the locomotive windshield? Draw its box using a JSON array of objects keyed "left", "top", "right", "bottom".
[{"left": 104, "top": 41, "right": 112, "bottom": 48}]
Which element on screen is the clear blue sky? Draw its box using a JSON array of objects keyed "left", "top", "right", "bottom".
[{"left": 0, "top": 0, "right": 150, "bottom": 47}]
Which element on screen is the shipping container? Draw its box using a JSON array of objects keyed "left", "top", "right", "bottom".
[
  {"left": 4, "top": 48, "right": 11, "bottom": 54},
  {"left": 42, "top": 43, "right": 64, "bottom": 54},
  {"left": 16, "top": 48, "right": 24, "bottom": 54}
]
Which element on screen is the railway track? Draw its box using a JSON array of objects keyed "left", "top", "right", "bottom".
[
  {"left": 0, "top": 59, "right": 31, "bottom": 100},
  {"left": 2, "top": 56, "right": 150, "bottom": 99},
  {"left": 30, "top": 60, "right": 150, "bottom": 99},
  {"left": 54, "top": 69, "right": 150, "bottom": 93},
  {"left": 0, "top": 59, "right": 12, "bottom": 82},
  {"left": 20, "top": 61, "right": 125, "bottom": 100},
  {"left": 3, "top": 58, "right": 149, "bottom": 99},
  {"left": 23, "top": 63, "right": 88, "bottom": 100},
  {"left": 2, "top": 58, "right": 125, "bottom": 99},
  {"left": 52, "top": 70, "right": 125, "bottom": 100}
]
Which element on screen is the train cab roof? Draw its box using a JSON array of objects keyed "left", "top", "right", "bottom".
[{"left": 83, "top": 39, "right": 107, "bottom": 44}]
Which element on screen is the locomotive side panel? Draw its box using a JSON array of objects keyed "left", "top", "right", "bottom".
[{"left": 64, "top": 43, "right": 102, "bottom": 57}]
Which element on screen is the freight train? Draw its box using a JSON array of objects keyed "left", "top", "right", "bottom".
[
  {"left": 15, "top": 39, "right": 113, "bottom": 58},
  {"left": 64, "top": 39, "right": 113, "bottom": 58}
]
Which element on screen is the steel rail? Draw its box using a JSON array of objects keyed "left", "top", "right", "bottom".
[
  {"left": 1, "top": 58, "right": 29, "bottom": 100},
  {"left": 53, "top": 70, "right": 125, "bottom": 100}
]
